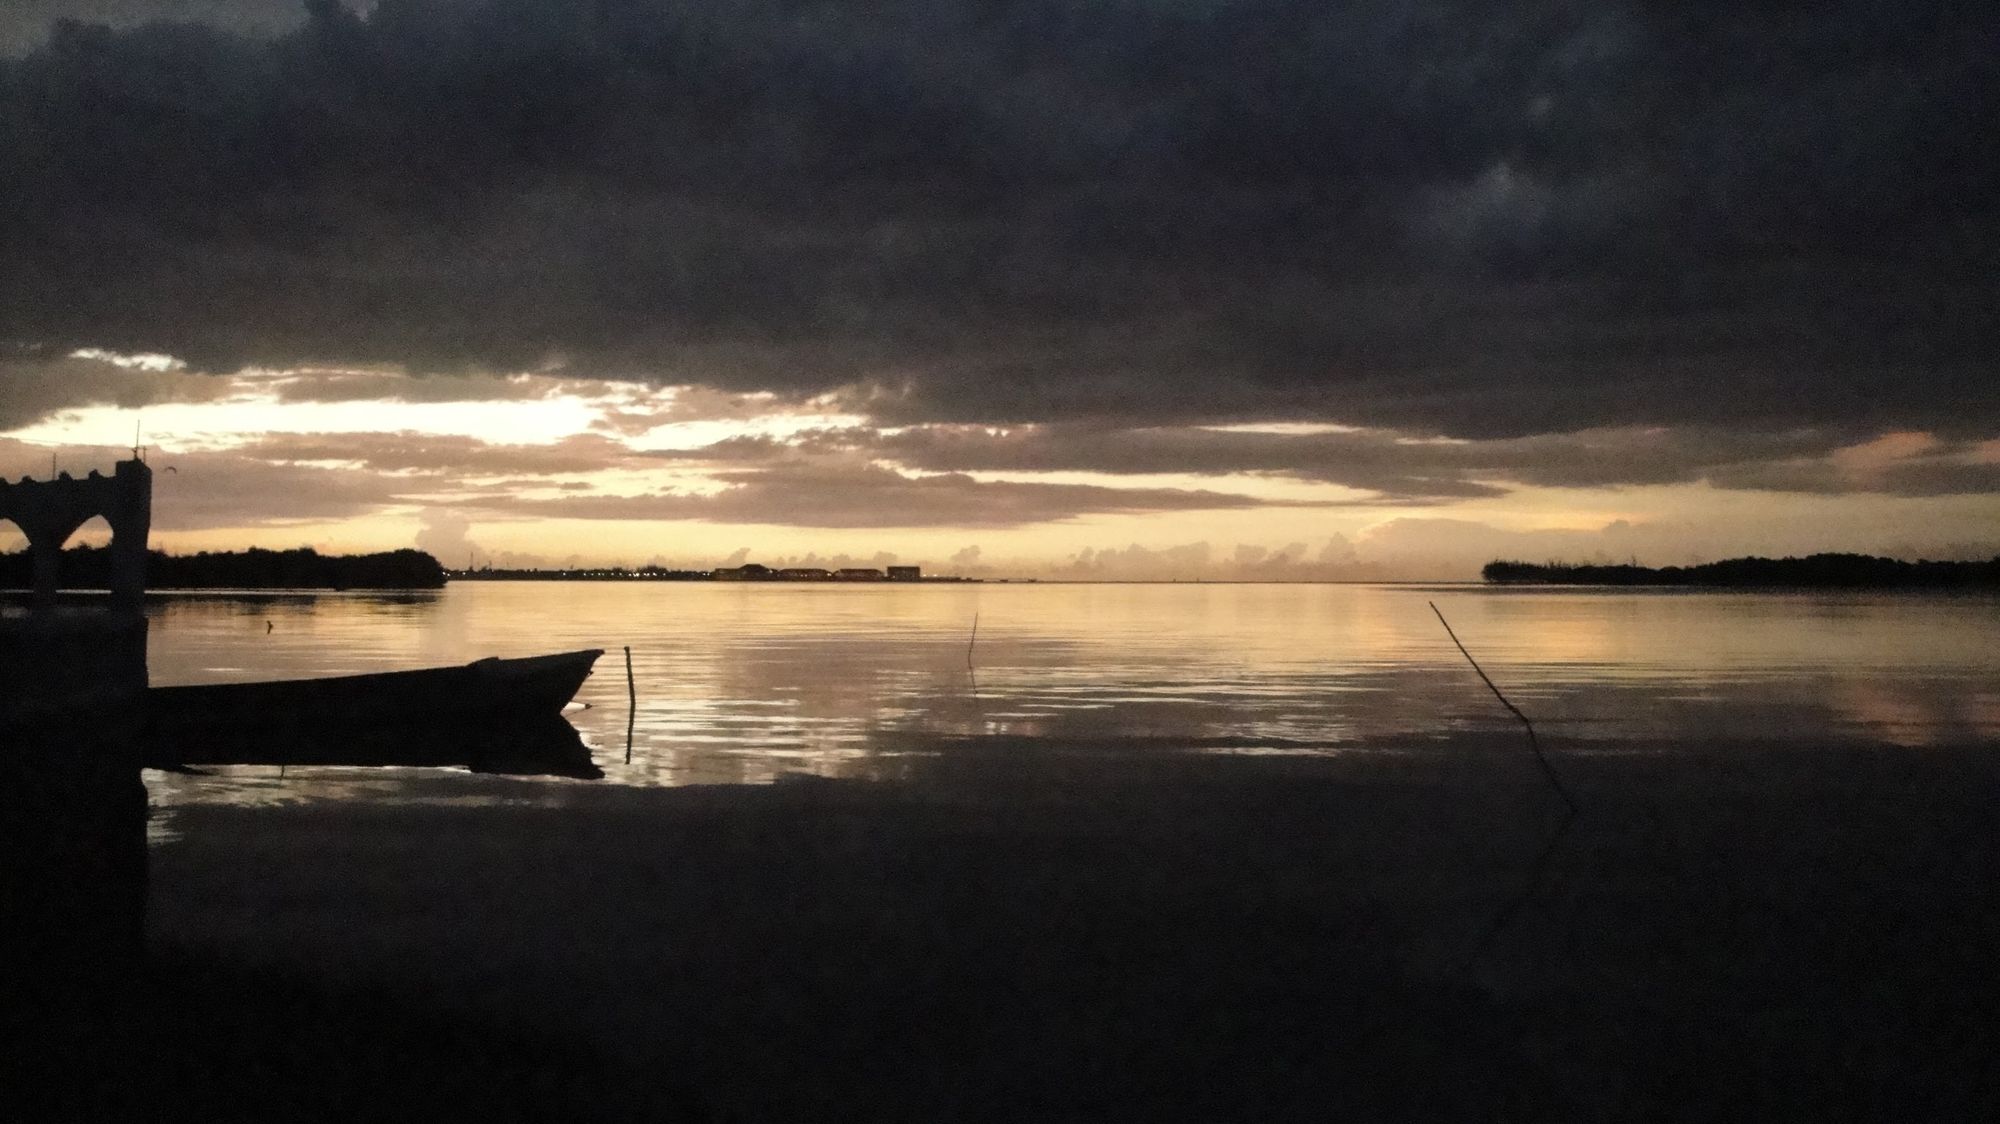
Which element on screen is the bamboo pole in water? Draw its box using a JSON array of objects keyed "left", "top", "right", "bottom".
[
  {"left": 1429, "top": 601, "right": 1576, "bottom": 813},
  {"left": 1430, "top": 601, "right": 1582, "bottom": 980}
]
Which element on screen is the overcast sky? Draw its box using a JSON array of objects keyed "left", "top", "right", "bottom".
[{"left": 2, "top": 1, "right": 1995, "bottom": 576}]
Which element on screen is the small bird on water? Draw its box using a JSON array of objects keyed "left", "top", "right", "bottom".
[{"left": 266, "top": 620, "right": 273, "bottom": 633}]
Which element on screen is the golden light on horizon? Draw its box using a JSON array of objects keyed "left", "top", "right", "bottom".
[{"left": 3, "top": 354, "right": 1997, "bottom": 577}]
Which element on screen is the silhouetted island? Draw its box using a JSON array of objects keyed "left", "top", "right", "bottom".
[
  {"left": 1483, "top": 553, "right": 2000, "bottom": 588},
  {"left": 0, "top": 546, "right": 446, "bottom": 590}
]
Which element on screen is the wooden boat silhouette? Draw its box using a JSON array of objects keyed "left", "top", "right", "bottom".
[{"left": 145, "top": 649, "right": 605, "bottom": 775}]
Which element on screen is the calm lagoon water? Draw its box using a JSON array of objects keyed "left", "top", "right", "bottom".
[{"left": 142, "top": 581, "right": 2000, "bottom": 793}]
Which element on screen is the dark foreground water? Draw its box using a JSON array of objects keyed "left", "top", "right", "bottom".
[
  {"left": 140, "top": 581, "right": 1999, "bottom": 796},
  {"left": 100, "top": 583, "right": 2000, "bottom": 1119}
]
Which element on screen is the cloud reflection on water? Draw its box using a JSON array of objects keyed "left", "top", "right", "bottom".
[{"left": 142, "top": 582, "right": 2000, "bottom": 804}]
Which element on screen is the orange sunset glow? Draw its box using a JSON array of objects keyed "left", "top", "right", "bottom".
[{"left": 7, "top": 352, "right": 1996, "bottom": 578}]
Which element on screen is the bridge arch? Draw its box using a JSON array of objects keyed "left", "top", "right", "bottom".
[{"left": 0, "top": 460, "right": 152, "bottom": 608}]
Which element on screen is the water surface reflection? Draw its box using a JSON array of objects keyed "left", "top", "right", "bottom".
[{"left": 143, "top": 582, "right": 2000, "bottom": 801}]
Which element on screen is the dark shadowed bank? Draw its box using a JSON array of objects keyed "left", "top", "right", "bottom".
[
  {"left": 1485, "top": 553, "right": 2000, "bottom": 588},
  {"left": 0, "top": 545, "right": 445, "bottom": 589},
  {"left": 17, "top": 734, "right": 1995, "bottom": 1121}
]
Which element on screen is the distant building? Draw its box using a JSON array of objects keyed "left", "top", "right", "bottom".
[
  {"left": 712, "top": 563, "right": 773, "bottom": 581},
  {"left": 777, "top": 567, "right": 832, "bottom": 581},
  {"left": 833, "top": 568, "right": 885, "bottom": 581},
  {"left": 887, "top": 566, "right": 921, "bottom": 581}
]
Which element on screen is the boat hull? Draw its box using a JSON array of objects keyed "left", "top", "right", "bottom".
[{"left": 144, "top": 649, "right": 604, "bottom": 775}]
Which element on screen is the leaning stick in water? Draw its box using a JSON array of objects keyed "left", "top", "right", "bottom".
[
  {"left": 624, "top": 645, "right": 637, "bottom": 765},
  {"left": 1429, "top": 601, "right": 1576, "bottom": 814},
  {"left": 966, "top": 613, "right": 979, "bottom": 670}
]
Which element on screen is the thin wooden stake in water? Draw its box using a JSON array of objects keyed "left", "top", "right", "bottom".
[
  {"left": 1429, "top": 601, "right": 1576, "bottom": 814},
  {"left": 966, "top": 613, "right": 979, "bottom": 670},
  {"left": 624, "top": 645, "right": 637, "bottom": 765}
]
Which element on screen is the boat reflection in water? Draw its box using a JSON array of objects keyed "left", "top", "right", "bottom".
[{"left": 145, "top": 649, "right": 605, "bottom": 779}]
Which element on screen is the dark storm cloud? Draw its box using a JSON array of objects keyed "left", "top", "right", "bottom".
[
  {"left": 1708, "top": 440, "right": 2000, "bottom": 498},
  {"left": 266, "top": 369, "right": 578, "bottom": 404},
  {"left": 231, "top": 430, "right": 637, "bottom": 474},
  {"left": 184, "top": 425, "right": 1334, "bottom": 527},
  {"left": 0, "top": 354, "right": 234, "bottom": 429},
  {"left": 842, "top": 423, "right": 1860, "bottom": 498},
  {"left": 483, "top": 462, "right": 1313, "bottom": 529},
  {"left": 1876, "top": 460, "right": 2000, "bottom": 497},
  {"left": 205, "top": 422, "right": 1998, "bottom": 511},
  {"left": 3, "top": 1, "right": 1995, "bottom": 441},
  {"left": 0, "top": 2, "right": 315, "bottom": 54},
  {"left": 640, "top": 422, "right": 1888, "bottom": 502}
]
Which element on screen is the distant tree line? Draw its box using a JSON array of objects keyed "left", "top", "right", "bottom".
[
  {"left": 0, "top": 546, "right": 446, "bottom": 590},
  {"left": 1483, "top": 553, "right": 2000, "bottom": 588}
]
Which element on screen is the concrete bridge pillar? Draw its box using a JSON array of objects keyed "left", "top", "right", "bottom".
[
  {"left": 30, "top": 535, "right": 64, "bottom": 608},
  {"left": 108, "top": 460, "right": 151, "bottom": 609},
  {"left": 0, "top": 458, "right": 154, "bottom": 977}
]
